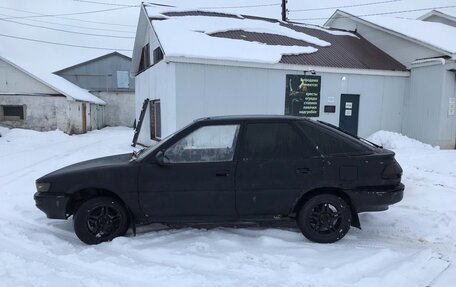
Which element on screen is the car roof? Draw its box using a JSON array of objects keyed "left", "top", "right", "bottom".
[{"left": 195, "top": 115, "right": 310, "bottom": 123}]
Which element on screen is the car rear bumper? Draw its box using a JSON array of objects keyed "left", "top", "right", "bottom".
[
  {"left": 34, "top": 192, "right": 70, "bottom": 219},
  {"left": 348, "top": 183, "right": 404, "bottom": 213}
]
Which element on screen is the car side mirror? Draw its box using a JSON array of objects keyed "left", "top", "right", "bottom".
[{"left": 155, "top": 150, "right": 169, "bottom": 166}]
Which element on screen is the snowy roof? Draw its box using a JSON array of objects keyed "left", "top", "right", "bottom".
[
  {"left": 326, "top": 10, "right": 456, "bottom": 56},
  {"left": 0, "top": 54, "right": 105, "bottom": 105},
  {"left": 418, "top": 9, "right": 456, "bottom": 23},
  {"left": 54, "top": 52, "right": 131, "bottom": 75},
  {"left": 141, "top": 6, "right": 405, "bottom": 71}
]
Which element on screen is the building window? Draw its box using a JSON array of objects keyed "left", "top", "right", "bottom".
[
  {"left": 1, "top": 105, "right": 25, "bottom": 121},
  {"left": 116, "top": 70, "right": 129, "bottom": 88},
  {"left": 153, "top": 47, "right": 163, "bottom": 65},
  {"left": 150, "top": 99, "right": 161, "bottom": 140},
  {"left": 138, "top": 43, "right": 150, "bottom": 73}
]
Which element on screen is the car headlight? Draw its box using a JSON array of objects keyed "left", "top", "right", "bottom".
[{"left": 36, "top": 182, "right": 51, "bottom": 192}]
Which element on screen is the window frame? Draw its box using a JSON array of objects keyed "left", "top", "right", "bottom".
[
  {"left": 239, "top": 120, "right": 320, "bottom": 162},
  {"left": 163, "top": 123, "right": 241, "bottom": 164},
  {"left": 138, "top": 43, "right": 150, "bottom": 74},
  {"left": 1, "top": 105, "right": 26, "bottom": 121},
  {"left": 149, "top": 99, "right": 161, "bottom": 141}
]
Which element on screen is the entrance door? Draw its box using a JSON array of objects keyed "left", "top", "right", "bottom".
[
  {"left": 339, "top": 94, "right": 360, "bottom": 135},
  {"left": 81, "top": 103, "right": 87, "bottom": 133}
]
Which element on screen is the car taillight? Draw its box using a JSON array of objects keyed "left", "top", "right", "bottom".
[{"left": 382, "top": 162, "right": 403, "bottom": 179}]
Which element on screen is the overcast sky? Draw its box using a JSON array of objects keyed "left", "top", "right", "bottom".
[{"left": 1, "top": 0, "right": 456, "bottom": 73}]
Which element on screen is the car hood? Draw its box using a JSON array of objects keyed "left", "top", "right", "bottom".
[{"left": 37, "top": 153, "right": 132, "bottom": 182}]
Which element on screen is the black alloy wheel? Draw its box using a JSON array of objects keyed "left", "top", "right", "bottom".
[
  {"left": 297, "top": 194, "right": 351, "bottom": 243},
  {"left": 74, "top": 197, "right": 129, "bottom": 245}
]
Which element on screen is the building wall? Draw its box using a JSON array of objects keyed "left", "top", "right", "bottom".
[
  {"left": 328, "top": 17, "right": 444, "bottom": 66},
  {"left": 94, "top": 91, "right": 134, "bottom": 127},
  {"left": 403, "top": 62, "right": 456, "bottom": 148},
  {"left": 173, "top": 62, "right": 407, "bottom": 139},
  {"left": 0, "top": 59, "right": 56, "bottom": 94},
  {"left": 135, "top": 61, "right": 176, "bottom": 145},
  {"left": 56, "top": 54, "right": 135, "bottom": 92}
]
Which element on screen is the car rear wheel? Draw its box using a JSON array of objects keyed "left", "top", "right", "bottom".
[
  {"left": 74, "top": 196, "right": 129, "bottom": 245},
  {"left": 297, "top": 194, "right": 351, "bottom": 243}
]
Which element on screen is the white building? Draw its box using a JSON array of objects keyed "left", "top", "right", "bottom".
[
  {"left": 0, "top": 54, "right": 105, "bottom": 134},
  {"left": 131, "top": 5, "right": 412, "bottom": 147},
  {"left": 326, "top": 10, "right": 456, "bottom": 148}
]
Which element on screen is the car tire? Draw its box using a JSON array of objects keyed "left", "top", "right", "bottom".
[
  {"left": 297, "top": 194, "right": 351, "bottom": 243},
  {"left": 73, "top": 196, "right": 129, "bottom": 245}
]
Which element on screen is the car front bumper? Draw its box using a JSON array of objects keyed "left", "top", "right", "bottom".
[
  {"left": 34, "top": 191, "right": 70, "bottom": 219},
  {"left": 348, "top": 183, "right": 404, "bottom": 213}
]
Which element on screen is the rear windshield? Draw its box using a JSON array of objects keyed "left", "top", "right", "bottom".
[{"left": 296, "top": 120, "right": 373, "bottom": 156}]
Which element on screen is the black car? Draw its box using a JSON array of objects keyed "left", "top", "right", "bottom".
[{"left": 34, "top": 116, "right": 404, "bottom": 245}]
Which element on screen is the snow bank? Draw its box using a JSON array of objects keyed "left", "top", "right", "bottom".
[
  {"left": 367, "top": 130, "right": 437, "bottom": 150},
  {"left": 0, "top": 126, "right": 9, "bottom": 137}
]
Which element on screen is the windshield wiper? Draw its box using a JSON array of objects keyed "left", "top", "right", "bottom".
[{"left": 317, "top": 120, "right": 383, "bottom": 149}]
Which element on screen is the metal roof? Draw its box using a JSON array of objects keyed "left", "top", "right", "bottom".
[{"left": 153, "top": 11, "right": 406, "bottom": 71}]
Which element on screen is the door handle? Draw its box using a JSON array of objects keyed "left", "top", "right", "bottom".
[
  {"left": 216, "top": 171, "right": 230, "bottom": 177},
  {"left": 296, "top": 168, "right": 311, "bottom": 174}
]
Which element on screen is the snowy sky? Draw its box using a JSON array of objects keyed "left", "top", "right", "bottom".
[{"left": 1, "top": 0, "right": 456, "bottom": 73}]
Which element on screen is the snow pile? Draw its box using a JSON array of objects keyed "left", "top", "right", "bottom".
[
  {"left": 0, "top": 126, "right": 9, "bottom": 137},
  {"left": 367, "top": 130, "right": 437, "bottom": 150}
]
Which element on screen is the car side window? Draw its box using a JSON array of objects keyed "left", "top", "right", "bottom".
[
  {"left": 298, "top": 121, "right": 370, "bottom": 156},
  {"left": 242, "top": 123, "right": 317, "bottom": 161},
  {"left": 164, "top": 124, "right": 240, "bottom": 163}
]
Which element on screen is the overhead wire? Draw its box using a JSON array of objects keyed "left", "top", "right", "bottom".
[
  {"left": 289, "top": 5, "right": 456, "bottom": 21},
  {"left": 0, "top": 7, "right": 134, "bottom": 33},
  {"left": 0, "top": 17, "right": 134, "bottom": 38},
  {"left": 289, "top": 0, "right": 402, "bottom": 12},
  {"left": 0, "top": 32, "right": 132, "bottom": 51},
  {"left": 198, "top": 3, "right": 281, "bottom": 9}
]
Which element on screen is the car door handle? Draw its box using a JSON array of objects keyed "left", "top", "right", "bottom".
[
  {"left": 216, "top": 171, "right": 230, "bottom": 177},
  {"left": 296, "top": 168, "right": 311, "bottom": 174}
]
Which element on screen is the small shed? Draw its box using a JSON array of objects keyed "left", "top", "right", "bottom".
[
  {"left": 131, "top": 5, "right": 408, "bottom": 146},
  {"left": 55, "top": 52, "right": 135, "bottom": 127},
  {"left": 0, "top": 54, "right": 105, "bottom": 134}
]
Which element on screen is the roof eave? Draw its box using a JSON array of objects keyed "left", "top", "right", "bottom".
[
  {"left": 164, "top": 55, "right": 410, "bottom": 77},
  {"left": 326, "top": 10, "right": 454, "bottom": 57}
]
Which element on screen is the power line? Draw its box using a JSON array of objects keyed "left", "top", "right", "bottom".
[
  {"left": 290, "top": 0, "right": 402, "bottom": 12},
  {"left": 0, "top": 32, "right": 132, "bottom": 51},
  {"left": 73, "top": 0, "right": 138, "bottom": 7},
  {"left": 0, "top": 7, "right": 134, "bottom": 33},
  {"left": 0, "top": 17, "right": 134, "bottom": 38},
  {"left": 0, "top": 6, "right": 135, "bottom": 21},
  {"left": 198, "top": 2, "right": 281, "bottom": 10},
  {"left": 289, "top": 5, "right": 456, "bottom": 21}
]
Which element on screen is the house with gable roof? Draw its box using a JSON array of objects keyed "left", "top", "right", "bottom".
[
  {"left": 131, "top": 4, "right": 410, "bottom": 146},
  {"left": 418, "top": 9, "right": 456, "bottom": 28},
  {"left": 0, "top": 53, "right": 105, "bottom": 134},
  {"left": 55, "top": 52, "right": 135, "bottom": 128},
  {"left": 326, "top": 10, "right": 456, "bottom": 148}
]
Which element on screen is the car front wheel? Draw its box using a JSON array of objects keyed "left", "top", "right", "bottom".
[
  {"left": 297, "top": 194, "right": 351, "bottom": 243},
  {"left": 74, "top": 196, "right": 129, "bottom": 245}
]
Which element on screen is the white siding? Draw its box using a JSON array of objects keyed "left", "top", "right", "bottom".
[{"left": 174, "top": 62, "right": 406, "bottom": 138}]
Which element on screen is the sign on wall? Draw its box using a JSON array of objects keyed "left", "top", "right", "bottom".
[{"left": 285, "top": 75, "right": 321, "bottom": 117}]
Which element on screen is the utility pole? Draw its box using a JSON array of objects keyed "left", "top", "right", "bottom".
[{"left": 281, "top": 0, "right": 287, "bottom": 21}]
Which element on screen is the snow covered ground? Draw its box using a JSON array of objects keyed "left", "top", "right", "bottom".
[{"left": 0, "top": 127, "right": 455, "bottom": 287}]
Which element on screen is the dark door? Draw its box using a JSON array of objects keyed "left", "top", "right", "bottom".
[
  {"left": 138, "top": 124, "right": 240, "bottom": 220},
  {"left": 235, "top": 122, "right": 322, "bottom": 217},
  {"left": 339, "top": 94, "right": 360, "bottom": 135},
  {"left": 81, "top": 103, "right": 87, "bottom": 133}
]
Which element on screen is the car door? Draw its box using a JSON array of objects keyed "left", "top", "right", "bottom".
[
  {"left": 138, "top": 123, "right": 240, "bottom": 220},
  {"left": 235, "top": 121, "right": 323, "bottom": 217}
]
